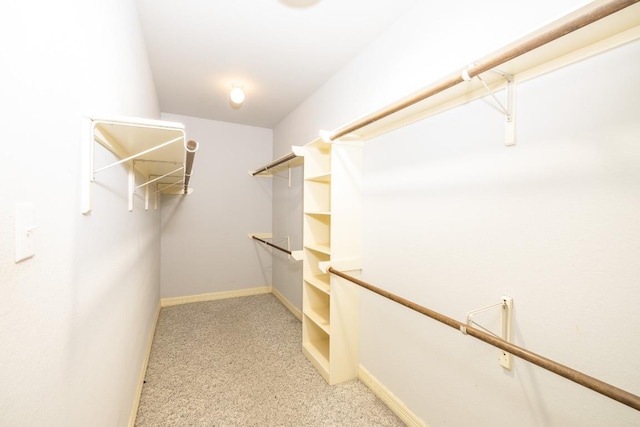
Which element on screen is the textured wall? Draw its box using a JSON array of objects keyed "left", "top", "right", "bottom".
[
  {"left": 0, "top": 1, "right": 161, "bottom": 425},
  {"left": 159, "top": 114, "right": 273, "bottom": 299},
  {"left": 361, "top": 40, "right": 640, "bottom": 426},
  {"left": 270, "top": 0, "right": 640, "bottom": 425}
]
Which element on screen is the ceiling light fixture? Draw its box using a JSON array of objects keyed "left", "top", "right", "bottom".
[{"left": 229, "top": 84, "right": 245, "bottom": 105}]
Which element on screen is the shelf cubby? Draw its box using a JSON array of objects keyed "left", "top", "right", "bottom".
[
  {"left": 304, "top": 276, "right": 330, "bottom": 294},
  {"left": 302, "top": 317, "right": 330, "bottom": 380},
  {"left": 303, "top": 180, "right": 331, "bottom": 213},
  {"left": 303, "top": 213, "right": 331, "bottom": 253},
  {"left": 303, "top": 283, "right": 330, "bottom": 333}
]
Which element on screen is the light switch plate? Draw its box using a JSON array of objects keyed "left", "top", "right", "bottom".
[{"left": 15, "top": 203, "right": 36, "bottom": 263}]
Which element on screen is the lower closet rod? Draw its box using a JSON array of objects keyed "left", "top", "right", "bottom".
[
  {"left": 327, "top": 267, "right": 640, "bottom": 412},
  {"left": 251, "top": 235, "right": 292, "bottom": 255}
]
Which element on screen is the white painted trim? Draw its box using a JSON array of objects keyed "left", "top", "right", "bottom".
[
  {"left": 160, "top": 286, "right": 272, "bottom": 307},
  {"left": 358, "top": 365, "right": 428, "bottom": 427},
  {"left": 272, "top": 287, "right": 302, "bottom": 321},
  {"left": 128, "top": 302, "right": 161, "bottom": 427}
]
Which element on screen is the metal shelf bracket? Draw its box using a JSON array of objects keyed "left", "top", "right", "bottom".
[
  {"left": 462, "top": 66, "right": 516, "bottom": 146},
  {"left": 462, "top": 296, "right": 514, "bottom": 369}
]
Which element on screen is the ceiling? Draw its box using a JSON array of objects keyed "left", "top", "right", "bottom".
[{"left": 134, "top": 0, "right": 417, "bottom": 129}]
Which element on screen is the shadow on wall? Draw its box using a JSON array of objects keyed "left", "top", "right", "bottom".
[{"left": 160, "top": 194, "right": 188, "bottom": 230}]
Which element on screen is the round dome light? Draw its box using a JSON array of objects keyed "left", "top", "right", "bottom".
[{"left": 230, "top": 85, "right": 245, "bottom": 105}]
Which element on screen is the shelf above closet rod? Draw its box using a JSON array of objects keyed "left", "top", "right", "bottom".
[
  {"left": 327, "top": 267, "right": 640, "bottom": 413},
  {"left": 325, "top": 0, "right": 640, "bottom": 143},
  {"left": 81, "top": 115, "right": 198, "bottom": 214},
  {"left": 250, "top": 146, "right": 304, "bottom": 177}
]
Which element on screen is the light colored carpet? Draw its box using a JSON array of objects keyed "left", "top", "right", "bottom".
[{"left": 135, "top": 293, "right": 405, "bottom": 426}]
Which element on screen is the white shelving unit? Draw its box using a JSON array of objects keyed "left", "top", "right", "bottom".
[
  {"left": 302, "top": 138, "right": 362, "bottom": 385},
  {"left": 81, "top": 115, "right": 198, "bottom": 214}
]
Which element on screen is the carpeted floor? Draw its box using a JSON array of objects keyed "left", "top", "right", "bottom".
[{"left": 135, "top": 293, "right": 405, "bottom": 426}]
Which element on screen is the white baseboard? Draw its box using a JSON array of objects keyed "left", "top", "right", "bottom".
[
  {"left": 359, "top": 365, "right": 427, "bottom": 427},
  {"left": 272, "top": 287, "right": 302, "bottom": 321},
  {"left": 128, "top": 301, "right": 161, "bottom": 427},
  {"left": 160, "top": 286, "right": 272, "bottom": 307}
]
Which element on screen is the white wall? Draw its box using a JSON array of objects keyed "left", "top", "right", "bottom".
[
  {"left": 159, "top": 113, "right": 273, "bottom": 299},
  {"left": 272, "top": 165, "right": 304, "bottom": 311},
  {"left": 271, "top": 0, "right": 592, "bottom": 308},
  {"left": 1, "top": 1, "right": 161, "bottom": 425},
  {"left": 272, "top": 0, "right": 640, "bottom": 425},
  {"left": 362, "top": 40, "right": 640, "bottom": 426}
]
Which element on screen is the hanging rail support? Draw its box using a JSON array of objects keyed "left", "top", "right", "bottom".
[
  {"left": 93, "top": 135, "right": 184, "bottom": 175},
  {"left": 250, "top": 146, "right": 304, "bottom": 177},
  {"left": 328, "top": 0, "right": 639, "bottom": 142},
  {"left": 327, "top": 267, "right": 640, "bottom": 412},
  {"left": 128, "top": 163, "right": 135, "bottom": 212},
  {"left": 135, "top": 165, "right": 185, "bottom": 189},
  {"left": 251, "top": 152, "right": 297, "bottom": 176},
  {"left": 156, "top": 179, "right": 184, "bottom": 194},
  {"left": 249, "top": 234, "right": 302, "bottom": 261},
  {"left": 464, "top": 296, "right": 514, "bottom": 369},
  {"left": 462, "top": 66, "right": 516, "bottom": 146}
]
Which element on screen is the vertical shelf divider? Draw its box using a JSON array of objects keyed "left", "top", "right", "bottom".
[{"left": 302, "top": 137, "right": 362, "bottom": 385}]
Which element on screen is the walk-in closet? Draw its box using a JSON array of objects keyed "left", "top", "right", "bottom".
[{"left": 2, "top": 1, "right": 639, "bottom": 426}]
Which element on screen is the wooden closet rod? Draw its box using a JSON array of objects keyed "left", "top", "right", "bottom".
[
  {"left": 252, "top": 152, "right": 298, "bottom": 176},
  {"left": 251, "top": 235, "right": 292, "bottom": 255},
  {"left": 327, "top": 267, "right": 640, "bottom": 412},
  {"left": 184, "top": 140, "right": 198, "bottom": 193},
  {"left": 330, "top": 0, "right": 639, "bottom": 141}
]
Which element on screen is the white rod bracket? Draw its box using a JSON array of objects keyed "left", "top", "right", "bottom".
[
  {"left": 248, "top": 233, "right": 302, "bottom": 262},
  {"left": 465, "top": 296, "right": 513, "bottom": 370},
  {"left": 93, "top": 135, "right": 183, "bottom": 175},
  {"left": 144, "top": 184, "right": 149, "bottom": 211},
  {"left": 154, "top": 182, "right": 158, "bottom": 210},
  {"left": 500, "top": 296, "right": 514, "bottom": 369},
  {"left": 135, "top": 165, "right": 184, "bottom": 189},
  {"left": 318, "top": 258, "right": 363, "bottom": 274},
  {"left": 128, "top": 163, "right": 135, "bottom": 212},
  {"left": 81, "top": 117, "right": 95, "bottom": 214},
  {"left": 463, "top": 66, "right": 516, "bottom": 146}
]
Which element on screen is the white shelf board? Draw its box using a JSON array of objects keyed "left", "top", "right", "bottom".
[
  {"left": 82, "top": 115, "right": 193, "bottom": 213},
  {"left": 304, "top": 307, "right": 330, "bottom": 334},
  {"left": 306, "top": 172, "right": 332, "bottom": 183},
  {"left": 92, "top": 115, "right": 186, "bottom": 179},
  {"left": 305, "top": 276, "right": 331, "bottom": 295},
  {"left": 251, "top": 150, "right": 304, "bottom": 177},
  {"left": 304, "top": 211, "right": 331, "bottom": 216},
  {"left": 305, "top": 243, "right": 331, "bottom": 256}
]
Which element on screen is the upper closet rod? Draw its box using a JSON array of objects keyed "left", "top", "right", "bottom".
[
  {"left": 329, "top": 0, "right": 639, "bottom": 141},
  {"left": 184, "top": 140, "right": 198, "bottom": 193},
  {"left": 327, "top": 267, "right": 640, "bottom": 412},
  {"left": 252, "top": 152, "right": 297, "bottom": 176}
]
